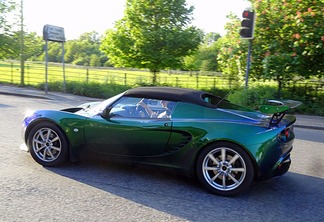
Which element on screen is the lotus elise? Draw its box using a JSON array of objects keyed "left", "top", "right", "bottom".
[{"left": 21, "top": 87, "right": 298, "bottom": 196}]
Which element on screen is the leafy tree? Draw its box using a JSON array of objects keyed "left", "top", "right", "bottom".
[
  {"left": 24, "top": 33, "right": 44, "bottom": 60},
  {"left": 203, "top": 32, "right": 221, "bottom": 45},
  {"left": 251, "top": 0, "right": 324, "bottom": 94},
  {"left": 182, "top": 53, "right": 201, "bottom": 71},
  {"left": 66, "top": 31, "right": 106, "bottom": 66},
  {"left": 218, "top": 0, "right": 323, "bottom": 94},
  {"left": 101, "top": 0, "right": 203, "bottom": 83},
  {"left": 38, "top": 42, "right": 62, "bottom": 62},
  {"left": 199, "top": 42, "right": 220, "bottom": 71},
  {"left": 90, "top": 54, "right": 101, "bottom": 67},
  {"left": 183, "top": 32, "right": 221, "bottom": 72},
  {"left": 37, "top": 31, "right": 108, "bottom": 66},
  {"left": 2, "top": 31, "right": 43, "bottom": 60},
  {"left": 79, "top": 31, "right": 101, "bottom": 44},
  {"left": 217, "top": 13, "right": 247, "bottom": 88},
  {"left": 0, "top": 0, "right": 17, "bottom": 58},
  {"left": 64, "top": 40, "right": 79, "bottom": 63}
]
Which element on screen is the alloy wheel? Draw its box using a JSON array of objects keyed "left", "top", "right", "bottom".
[
  {"left": 201, "top": 147, "right": 247, "bottom": 191},
  {"left": 32, "top": 127, "right": 62, "bottom": 163}
]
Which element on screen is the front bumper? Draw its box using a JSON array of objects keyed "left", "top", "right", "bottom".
[{"left": 19, "top": 143, "right": 29, "bottom": 152}]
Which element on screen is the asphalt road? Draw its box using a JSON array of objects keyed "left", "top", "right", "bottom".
[{"left": 0, "top": 94, "right": 323, "bottom": 222}]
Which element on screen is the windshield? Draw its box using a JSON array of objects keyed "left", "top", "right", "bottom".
[{"left": 87, "top": 92, "right": 124, "bottom": 116}]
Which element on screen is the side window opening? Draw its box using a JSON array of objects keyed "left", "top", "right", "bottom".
[
  {"left": 138, "top": 99, "right": 176, "bottom": 119},
  {"left": 109, "top": 97, "right": 176, "bottom": 119}
]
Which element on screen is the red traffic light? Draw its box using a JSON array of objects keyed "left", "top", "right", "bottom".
[
  {"left": 240, "top": 10, "right": 255, "bottom": 39},
  {"left": 242, "top": 10, "right": 253, "bottom": 19}
]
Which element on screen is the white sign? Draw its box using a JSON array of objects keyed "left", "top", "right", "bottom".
[{"left": 43, "top": 24, "right": 66, "bottom": 42}]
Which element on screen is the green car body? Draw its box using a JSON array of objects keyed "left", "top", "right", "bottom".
[{"left": 22, "top": 87, "right": 297, "bottom": 196}]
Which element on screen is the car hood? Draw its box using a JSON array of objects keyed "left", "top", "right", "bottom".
[
  {"left": 77, "top": 101, "right": 102, "bottom": 109},
  {"left": 59, "top": 101, "right": 102, "bottom": 117}
]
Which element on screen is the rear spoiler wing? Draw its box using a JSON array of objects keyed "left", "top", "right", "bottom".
[{"left": 259, "top": 99, "right": 302, "bottom": 126}]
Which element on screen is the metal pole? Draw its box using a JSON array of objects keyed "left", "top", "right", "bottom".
[
  {"left": 62, "top": 42, "right": 66, "bottom": 92},
  {"left": 45, "top": 40, "right": 48, "bottom": 94},
  {"left": 244, "top": 39, "right": 253, "bottom": 89},
  {"left": 20, "top": 0, "right": 25, "bottom": 86}
]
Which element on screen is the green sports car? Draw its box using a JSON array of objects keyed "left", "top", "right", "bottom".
[{"left": 22, "top": 87, "right": 298, "bottom": 196}]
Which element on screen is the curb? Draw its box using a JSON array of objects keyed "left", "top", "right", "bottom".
[
  {"left": 0, "top": 91, "right": 52, "bottom": 100},
  {"left": 294, "top": 124, "right": 324, "bottom": 131}
]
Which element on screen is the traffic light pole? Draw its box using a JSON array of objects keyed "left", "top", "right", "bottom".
[{"left": 244, "top": 39, "right": 253, "bottom": 89}]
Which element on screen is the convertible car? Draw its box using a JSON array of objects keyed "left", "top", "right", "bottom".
[{"left": 21, "top": 87, "right": 298, "bottom": 196}]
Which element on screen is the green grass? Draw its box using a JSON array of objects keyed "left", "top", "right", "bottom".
[{"left": 0, "top": 60, "right": 239, "bottom": 90}]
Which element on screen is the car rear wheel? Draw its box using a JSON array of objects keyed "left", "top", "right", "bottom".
[
  {"left": 196, "top": 142, "right": 254, "bottom": 196},
  {"left": 28, "top": 122, "right": 68, "bottom": 167}
]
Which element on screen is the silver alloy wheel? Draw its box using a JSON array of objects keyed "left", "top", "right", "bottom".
[
  {"left": 202, "top": 147, "right": 247, "bottom": 191},
  {"left": 32, "top": 127, "right": 62, "bottom": 163}
]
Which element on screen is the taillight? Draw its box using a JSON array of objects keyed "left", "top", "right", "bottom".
[
  {"left": 278, "top": 126, "right": 293, "bottom": 142},
  {"left": 285, "top": 128, "right": 290, "bottom": 138}
]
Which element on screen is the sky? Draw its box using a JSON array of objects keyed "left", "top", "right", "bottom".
[{"left": 22, "top": 0, "right": 251, "bottom": 40}]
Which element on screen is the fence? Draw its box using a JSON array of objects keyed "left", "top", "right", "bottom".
[
  {"left": 0, "top": 60, "right": 323, "bottom": 99},
  {"left": 0, "top": 60, "right": 236, "bottom": 90}
]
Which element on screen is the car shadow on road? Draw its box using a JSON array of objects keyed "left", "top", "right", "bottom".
[{"left": 45, "top": 157, "right": 324, "bottom": 221}]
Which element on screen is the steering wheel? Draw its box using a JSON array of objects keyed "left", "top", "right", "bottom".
[{"left": 135, "top": 105, "right": 149, "bottom": 118}]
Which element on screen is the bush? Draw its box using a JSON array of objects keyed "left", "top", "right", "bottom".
[
  {"left": 37, "top": 81, "right": 130, "bottom": 98},
  {"left": 202, "top": 87, "right": 230, "bottom": 98},
  {"left": 227, "top": 86, "right": 324, "bottom": 116},
  {"left": 227, "top": 86, "right": 277, "bottom": 109}
]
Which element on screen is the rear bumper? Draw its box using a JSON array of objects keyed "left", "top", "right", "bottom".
[
  {"left": 273, "top": 154, "right": 291, "bottom": 177},
  {"left": 257, "top": 142, "right": 294, "bottom": 180}
]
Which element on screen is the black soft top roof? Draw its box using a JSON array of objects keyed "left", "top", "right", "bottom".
[{"left": 124, "top": 87, "right": 220, "bottom": 108}]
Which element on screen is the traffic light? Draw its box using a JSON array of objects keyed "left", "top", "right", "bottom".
[{"left": 240, "top": 10, "right": 255, "bottom": 39}]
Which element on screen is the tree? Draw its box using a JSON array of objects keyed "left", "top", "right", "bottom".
[
  {"left": 65, "top": 31, "right": 106, "bottom": 66},
  {"left": 36, "top": 31, "right": 108, "bottom": 66},
  {"left": 183, "top": 32, "right": 221, "bottom": 72},
  {"left": 217, "top": 13, "right": 247, "bottom": 88},
  {"left": 90, "top": 54, "right": 101, "bottom": 67},
  {"left": 182, "top": 53, "right": 201, "bottom": 72},
  {"left": 217, "top": 0, "right": 323, "bottom": 95},
  {"left": 7, "top": 31, "right": 43, "bottom": 60},
  {"left": 38, "top": 42, "right": 61, "bottom": 62},
  {"left": 204, "top": 32, "right": 221, "bottom": 45},
  {"left": 251, "top": 0, "right": 324, "bottom": 94},
  {"left": 100, "top": 0, "right": 203, "bottom": 83},
  {"left": 0, "top": 0, "right": 17, "bottom": 58}
]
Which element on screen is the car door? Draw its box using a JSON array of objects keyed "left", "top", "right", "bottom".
[{"left": 84, "top": 97, "right": 173, "bottom": 156}]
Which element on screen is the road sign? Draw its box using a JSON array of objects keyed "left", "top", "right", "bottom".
[{"left": 43, "top": 24, "right": 66, "bottom": 42}]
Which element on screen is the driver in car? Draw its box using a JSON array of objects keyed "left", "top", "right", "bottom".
[{"left": 137, "top": 99, "right": 173, "bottom": 118}]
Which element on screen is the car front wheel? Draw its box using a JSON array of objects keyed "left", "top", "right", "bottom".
[
  {"left": 196, "top": 142, "right": 254, "bottom": 196},
  {"left": 27, "top": 122, "right": 69, "bottom": 167}
]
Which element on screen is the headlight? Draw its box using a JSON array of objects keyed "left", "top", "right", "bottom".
[
  {"left": 23, "top": 110, "right": 41, "bottom": 127},
  {"left": 24, "top": 109, "right": 36, "bottom": 118}
]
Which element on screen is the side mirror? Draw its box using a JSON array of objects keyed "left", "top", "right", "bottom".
[{"left": 100, "top": 107, "right": 112, "bottom": 119}]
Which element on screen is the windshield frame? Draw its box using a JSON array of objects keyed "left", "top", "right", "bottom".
[{"left": 87, "top": 92, "right": 124, "bottom": 116}]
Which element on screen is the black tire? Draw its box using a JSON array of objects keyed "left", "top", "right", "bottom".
[
  {"left": 196, "top": 142, "right": 254, "bottom": 196},
  {"left": 27, "top": 122, "right": 69, "bottom": 167}
]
